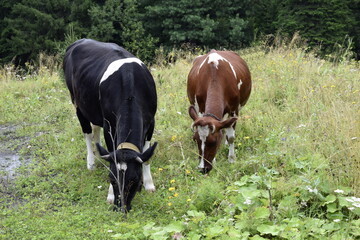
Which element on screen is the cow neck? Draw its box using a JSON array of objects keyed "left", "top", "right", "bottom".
[
  {"left": 114, "top": 100, "right": 142, "bottom": 152},
  {"left": 204, "top": 82, "right": 224, "bottom": 120}
]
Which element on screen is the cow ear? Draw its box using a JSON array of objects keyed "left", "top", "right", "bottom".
[
  {"left": 139, "top": 142, "right": 158, "bottom": 163},
  {"left": 189, "top": 105, "right": 198, "bottom": 121},
  {"left": 96, "top": 143, "right": 112, "bottom": 162},
  {"left": 219, "top": 117, "right": 238, "bottom": 129}
]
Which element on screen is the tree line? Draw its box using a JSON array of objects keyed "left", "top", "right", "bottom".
[{"left": 1, "top": 0, "right": 359, "bottom": 66}]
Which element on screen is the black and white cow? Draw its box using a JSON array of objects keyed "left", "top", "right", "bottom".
[{"left": 63, "top": 39, "right": 157, "bottom": 212}]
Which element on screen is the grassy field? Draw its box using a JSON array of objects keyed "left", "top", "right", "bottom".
[{"left": 1, "top": 46, "right": 360, "bottom": 239}]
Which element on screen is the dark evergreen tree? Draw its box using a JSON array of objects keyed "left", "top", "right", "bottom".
[
  {"left": 247, "top": 0, "right": 281, "bottom": 38},
  {"left": 349, "top": 0, "right": 360, "bottom": 59},
  {"left": 0, "top": 0, "right": 359, "bottom": 65},
  {"left": 143, "top": 0, "right": 251, "bottom": 49},
  {"left": 120, "top": 0, "right": 157, "bottom": 63},
  {"left": 0, "top": 0, "right": 71, "bottom": 65},
  {"left": 66, "top": 0, "right": 94, "bottom": 37},
  {"left": 276, "top": 0, "right": 356, "bottom": 55},
  {"left": 88, "top": 0, "right": 157, "bottom": 62}
]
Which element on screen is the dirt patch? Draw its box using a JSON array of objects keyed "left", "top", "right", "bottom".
[{"left": 0, "top": 125, "right": 29, "bottom": 203}]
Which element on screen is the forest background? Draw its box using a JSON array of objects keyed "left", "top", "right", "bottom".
[{"left": 0, "top": 0, "right": 360, "bottom": 66}]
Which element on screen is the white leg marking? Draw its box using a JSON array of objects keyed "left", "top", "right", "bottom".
[
  {"left": 143, "top": 164, "right": 155, "bottom": 192},
  {"left": 85, "top": 133, "right": 95, "bottom": 170},
  {"left": 226, "top": 127, "right": 236, "bottom": 163},
  {"left": 107, "top": 184, "right": 114, "bottom": 204},
  {"left": 198, "top": 158, "right": 205, "bottom": 169},
  {"left": 142, "top": 141, "right": 155, "bottom": 192}
]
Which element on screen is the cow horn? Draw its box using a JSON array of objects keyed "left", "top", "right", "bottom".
[
  {"left": 101, "top": 154, "right": 111, "bottom": 160},
  {"left": 135, "top": 156, "right": 143, "bottom": 164},
  {"left": 210, "top": 124, "right": 216, "bottom": 134},
  {"left": 191, "top": 122, "right": 197, "bottom": 132}
]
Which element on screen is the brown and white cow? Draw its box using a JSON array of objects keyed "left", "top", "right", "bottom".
[{"left": 187, "top": 50, "right": 251, "bottom": 173}]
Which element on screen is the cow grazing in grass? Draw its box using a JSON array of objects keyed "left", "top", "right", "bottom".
[
  {"left": 187, "top": 50, "right": 251, "bottom": 173},
  {"left": 63, "top": 39, "right": 157, "bottom": 212}
]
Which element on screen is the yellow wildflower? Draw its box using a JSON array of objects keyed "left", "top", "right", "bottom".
[
  {"left": 170, "top": 179, "right": 176, "bottom": 183},
  {"left": 174, "top": 193, "right": 179, "bottom": 197},
  {"left": 158, "top": 168, "right": 163, "bottom": 172},
  {"left": 169, "top": 187, "right": 175, "bottom": 191},
  {"left": 168, "top": 202, "right": 172, "bottom": 206},
  {"left": 171, "top": 135, "right": 177, "bottom": 142},
  {"left": 185, "top": 169, "right": 191, "bottom": 174},
  {"left": 187, "top": 198, "right": 191, "bottom": 202}
]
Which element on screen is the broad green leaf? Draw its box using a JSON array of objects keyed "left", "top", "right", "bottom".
[
  {"left": 149, "top": 230, "right": 169, "bottom": 240},
  {"left": 326, "top": 202, "right": 338, "bottom": 213},
  {"left": 326, "top": 212, "right": 344, "bottom": 220},
  {"left": 253, "top": 207, "right": 270, "bottom": 219},
  {"left": 250, "top": 235, "right": 267, "bottom": 240},
  {"left": 187, "top": 210, "right": 206, "bottom": 223},
  {"left": 163, "top": 221, "right": 184, "bottom": 233},
  {"left": 234, "top": 176, "right": 250, "bottom": 187},
  {"left": 257, "top": 224, "right": 280, "bottom": 236},
  {"left": 206, "top": 225, "right": 225, "bottom": 238},
  {"left": 143, "top": 222, "right": 156, "bottom": 237},
  {"left": 323, "top": 194, "right": 336, "bottom": 205},
  {"left": 239, "top": 186, "right": 262, "bottom": 199},
  {"left": 234, "top": 218, "right": 247, "bottom": 230},
  {"left": 338, "top": 196, "right": 351, "bottom": 207},
  {"left": 187, "top": 232, "right": 202, "bottom": 240}
]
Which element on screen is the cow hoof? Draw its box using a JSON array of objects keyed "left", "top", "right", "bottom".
[
  {"left": 107, "top": 193, "right": 115, "bottom": 204},
  {"left": 144, "top": 185, "right": 156, "bottom": 192},
  {"left": 87, "top": 164, "right": 96, "bottom": 170},
  {"left": 199, "top": 167, "right": 211, "bottom": 174},
  {"left": 228, "top": 155, "right": 235, "bottom": 163}
]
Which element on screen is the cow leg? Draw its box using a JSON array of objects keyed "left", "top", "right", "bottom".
[
  {"left": 142, "top": 141, "right": 155, "bottom": 192},
  {"left": 107, "top": 184, "right": 115, "bottom": 204},
  {"left": 225, "top": 126, "right": 236, "bottom": 163},
  {"left": 92, "top": 125, "right": 101, "bottom": 155},
  {"left": 76, "top": 108, "right": 96, "bottom": 170}
]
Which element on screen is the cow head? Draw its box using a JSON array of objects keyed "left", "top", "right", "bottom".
[
  {"left": 96, "top": 142, "right": 157, "bottom": 212},
  {"left": 189, "top": 105, "right": 237, "bottom": 173}
]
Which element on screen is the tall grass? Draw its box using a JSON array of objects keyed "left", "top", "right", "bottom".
[
  {"left": 242, "top": 45, "right": 359, "bottom": 191},
  {"left": 1, "top": 44, "right": 360, "bottom": 239}
]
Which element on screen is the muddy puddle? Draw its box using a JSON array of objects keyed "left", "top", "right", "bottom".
[
  {"left": 0, "top": 153, "right": 22, "bottom": 179},
  {"left": 0, "top": 125, "right": 27, "bottom": 185}
]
